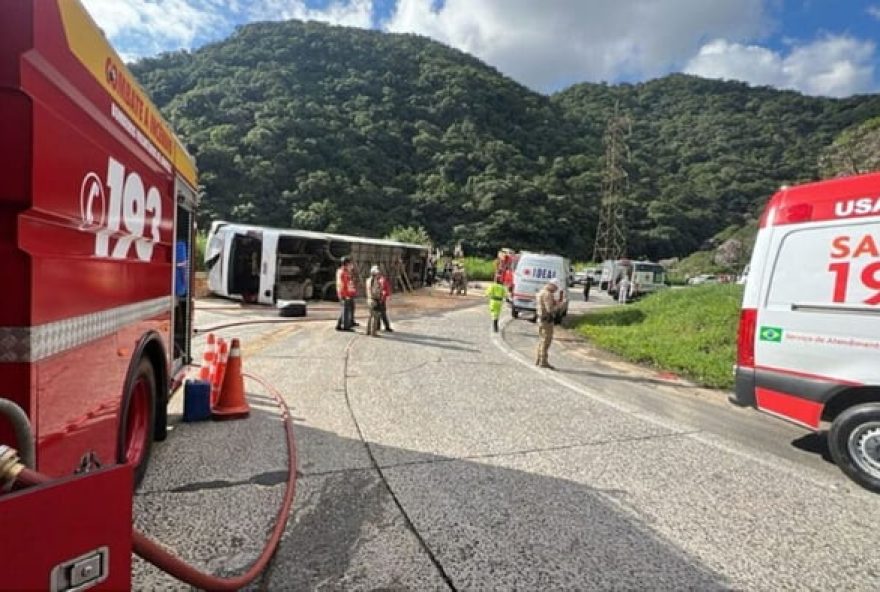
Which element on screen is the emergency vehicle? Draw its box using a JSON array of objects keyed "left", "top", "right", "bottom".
[
  {"left": 602, "top": 259, "right": 667, "bottom": 299},
  {"left": 0, "top": 0, "right": 198, "bottom": 486},
  {"left": 510, "top": 252, "right": 570, "bottom": 321},
  {"left": 733, "top": 173, "right": 880, "bottom": 491}
]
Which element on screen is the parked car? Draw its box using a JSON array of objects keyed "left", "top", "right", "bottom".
[
  {"left": 572, "top": 270, "right": 589, "bottom": 285},
  {"left": 687, "top": 274, "right": 718, "bottom": 285}
]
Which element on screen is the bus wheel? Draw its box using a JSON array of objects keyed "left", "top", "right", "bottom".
[
  {"left": 322, "top": 281, "right": 338, "bottom": 302},
  {"left": 119, "top": 358, "right": 156, "bottom": 487},
  {"left": 511, "top": 307, "right": 519, "bottom": 319},
  {"left": 829, "top": 403, "right": 880, "bottom": 493}
]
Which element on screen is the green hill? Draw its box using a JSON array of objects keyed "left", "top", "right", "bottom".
[{"left": 131, "top": 20, "right": 880, "bottom": 259}]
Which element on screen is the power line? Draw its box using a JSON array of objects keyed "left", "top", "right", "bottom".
[{"left": 592, "top": 101, "right": 631, "bottom": 263}]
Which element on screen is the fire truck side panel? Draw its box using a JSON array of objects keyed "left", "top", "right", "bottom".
[
  {"left": 20, "top": 42, "right": 175, "bottom": 323},
  {"left": 0, "top": 1, "right": 186, "bottom": 476},
  {"left": 0, "top": 2, "right": 35, "bottom": 453},
  {"left": 35, "top": 333, "right": 124, "bottom": 474}
]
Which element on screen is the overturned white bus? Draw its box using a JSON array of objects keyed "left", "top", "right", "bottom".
[{"left": 204, "top": 222, "right": 430, "bottom": 304}]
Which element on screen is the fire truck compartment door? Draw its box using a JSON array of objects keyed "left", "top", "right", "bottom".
[{"left": 0, "top": 465, "right": 132, "bottom": 591}]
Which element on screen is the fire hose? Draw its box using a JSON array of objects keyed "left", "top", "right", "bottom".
[{"left": 1, "top": 369, "right": 296, "bottom": 590}]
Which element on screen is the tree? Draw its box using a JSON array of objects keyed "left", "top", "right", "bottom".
[
  {"left": 819, "top": 116, "right": 880, "bottom": 178},
  {"left": 129, "top": 23, "right": 880, "bottom": 261},
  {"left": 385, "top": 226, "right": 432, "bottom": 246}
]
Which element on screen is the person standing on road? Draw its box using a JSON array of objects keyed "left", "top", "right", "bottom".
[
  {"left": 443, "top": 258, "right": 453, "bottom": 283},
  {"left": 535, "top": 278, "right": 564, "bottom": 369},
  {"left": 336, "top": 257, "right": 357, "bottom": 331},
  {"left": 618, "top": 274, "right": 631, "bottom": 305},
  {"left": 583, "top": 275, "right": 592, "bottom": 301},
  {"left": 377, "top": 267, "right": 393, "bottom": 332},
  {"left": 450, "top": 264, "right": 464, "bottom": 295},
  {"left": 365, "top": 265, "right": 384, "bottom": 337},
  {"left": 486, "top": 275, "right": 508, "bottom": 333},
  {"left": 426, "top": 257, "right": 435, "bottom": 287}
]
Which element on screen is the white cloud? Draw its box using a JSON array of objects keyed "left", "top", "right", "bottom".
[
  {"left": 82, "top": 0, "right": 224, "bottom": 52},
  {"left": 82, "top": 0, "right": 879, "bottom": 97},
  {"left": 384, "top": 0, "right": 770, "bottom": 89},
  {"left": 83, "top": 0, "right": 374, "bottom": 60},
  {"left": 248, "top": 0, "right": 373, "bottom": 28},
  {"left": 685, "top": 35, "right": 877, "bottom": 97}
]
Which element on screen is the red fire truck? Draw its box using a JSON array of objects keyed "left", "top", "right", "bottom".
[{"left": 0, "top": 0, "right": 198, "bottom": 485}]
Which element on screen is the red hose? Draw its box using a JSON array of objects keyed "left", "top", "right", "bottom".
[
  {"left": 16, "top": 467, "right": 49, "bottom": 486},
  {"left": 132, "top": 371, "right": 297, "bottom": 590},
  {"left": 14, "top": 371, "right": 297, "bottom": 591}
]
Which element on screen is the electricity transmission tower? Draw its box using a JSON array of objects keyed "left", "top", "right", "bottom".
[{"left": 591, "top": 102, "right": 631, "bottom": 262}]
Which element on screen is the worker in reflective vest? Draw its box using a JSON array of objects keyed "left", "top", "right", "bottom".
[
  {"left": 486, "top": 275, "right": 508, "bottom": 333},
  {"left": 336, "top": 257, "right": 357, "bottom": 331}
]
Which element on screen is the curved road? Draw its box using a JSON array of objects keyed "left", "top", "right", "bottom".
[{"left": 134, "top": 296, "right": 880, "bottom": 590}]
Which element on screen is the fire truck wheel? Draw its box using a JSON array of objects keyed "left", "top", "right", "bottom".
[
  {"left": 119, "top": 358, "right": 156, "bottom": 487},
  {"left": 828, "top": 403, "right": 880, "bottom": 493}
]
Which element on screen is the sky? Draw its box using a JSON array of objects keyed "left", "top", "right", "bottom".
[{"left": 82, "top": 0, "right": 880, "bottom": 97}]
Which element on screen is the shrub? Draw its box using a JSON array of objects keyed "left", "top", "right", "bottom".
[{"left": 573, "top": 284, "right": 743, "bottom": 389}]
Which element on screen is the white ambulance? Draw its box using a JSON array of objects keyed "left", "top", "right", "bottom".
[
  {"left": 733, "top": 172, "right": 880, "bottom": 491},
  {"left": 510, "top": 252, "right": 570, "bottom": 322}
]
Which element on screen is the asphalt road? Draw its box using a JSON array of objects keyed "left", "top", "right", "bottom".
[{"left": 133, "top": 290, "right": 880, "bottom": 590}]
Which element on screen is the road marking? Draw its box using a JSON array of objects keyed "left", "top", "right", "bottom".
[{"left": 491, "top": 317, "right": 866, "bottom": 497}]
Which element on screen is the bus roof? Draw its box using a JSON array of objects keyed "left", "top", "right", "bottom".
[{"left": 213, "top": 222, "right": 431, "bottom": 251}]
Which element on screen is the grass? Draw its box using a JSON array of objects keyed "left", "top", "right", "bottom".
[
  {"left": 460, "top": 257, "right": 496, "bottom": 281},
  {"left": 194, "top": 232, "right": 207, "bottom": 272},
  {"left": 572, "top": 284, "right": 744, "bottom": 390}
]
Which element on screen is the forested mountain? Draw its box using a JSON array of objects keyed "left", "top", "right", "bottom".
[{"left": 131, "top": 20, "right": 880, "bottom": 259}]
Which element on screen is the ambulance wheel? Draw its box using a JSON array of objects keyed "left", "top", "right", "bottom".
[
  {"left": 828, "top": 403, "right": 880, "bottom": 493},
  {"left": 119, "top": 358, "right": 156, "bottom": 488},
  {"left": 511, "top": 307, "right": 519, "bottom": 319}
]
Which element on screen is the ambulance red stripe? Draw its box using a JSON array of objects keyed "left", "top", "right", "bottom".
[{"left": 755, "top": 387, "right": 824, "bottom": 430}]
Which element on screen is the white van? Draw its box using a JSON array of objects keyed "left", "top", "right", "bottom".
[
  {"left": 606, "top": 260, "right": 668, "bottom": 298},
  {"left": 732, "top": 172, "right": 880, "bottom": 491},
  {"left": 630, "top": 261, "right": 668, "bottom": 296},
  {"left": 511, "top": 252, "right": 570, "bottom": 321}
]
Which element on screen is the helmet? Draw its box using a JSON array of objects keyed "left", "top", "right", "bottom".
[{"left": 370, "top": 265, "right": 380, "bottom": 275}]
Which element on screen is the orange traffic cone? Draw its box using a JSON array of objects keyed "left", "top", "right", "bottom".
[
  {"left": 197, "top": 333, "right": 217, "bottom": 381},
  {"left": 212, "top": 338, "right": 250, "bottom": 420},
  {"left": 210, "top": 339, "right": 229, "bottom": 407}
]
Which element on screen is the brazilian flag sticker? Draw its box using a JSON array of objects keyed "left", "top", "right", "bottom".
[{"left": 759, "top": 326, "right": 784, "bottom": 343}]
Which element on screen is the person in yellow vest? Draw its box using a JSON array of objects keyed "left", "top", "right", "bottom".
[{"left": 486, "top": 274, "right": 508, "bottom": 333}]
